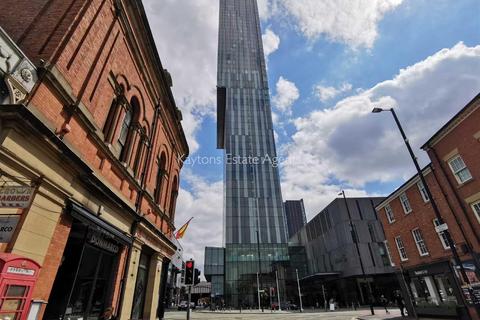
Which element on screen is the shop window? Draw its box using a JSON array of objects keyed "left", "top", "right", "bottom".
[
  {"left": 395, "top": 236, "right": 408, "bottom": 261},
  {"left": 448, "top": 154, "right": 472, "bottom": 184},
  {"left": 399, "top": 193, "right": 412, "bottom": 214},
  {"left": 412, "top": 228, "right": 429, "bottom": 256},
  {"left": 471, "top": 201, "right": 480, "bottom": 224},
  {"left": 434, "top": 274, "right": 457, "bottom": 304},
  {"left": 433, "top": 219, "right": 450, "bottom": 249},
  {"left": 384, "top": 204, "right": 395, "bottom": 223},
  {"left": 154, "top": 152, "right": 167, "bottom": 204},
  {"left": 417, "top": 181, "right": 430, "bottom": 202}
]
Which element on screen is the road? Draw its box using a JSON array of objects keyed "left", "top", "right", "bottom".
[{"left": 164, "top": 308, "right": 408, "bottom": 320}]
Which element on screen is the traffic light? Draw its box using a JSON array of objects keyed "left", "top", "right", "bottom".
[
  {"left": 185, "top": 259, "right": 194, "bottom": 285},
  {"left": 194, "top": 268, "right": 201, "bottom": 285}
]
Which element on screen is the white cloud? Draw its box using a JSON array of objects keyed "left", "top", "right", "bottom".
[
  {"left": 315, "top": 82, "right": 353, "bottom": 102},
  {"left": 275, "top": 0, "right": 403, "bottom": 48},
  {"left": 281, "top": 42, "right": 480, "bottom": 216},
  {"left": 272, "top": 76, "right": 300, "bottom": 113},
  {"left": 262, "top": 28, "right": 280, "bottom": 57},
  {"left": 175, "top": 171, "right": 223, "bottom": 272},
  {"left": 144, "top": 0, "right": 219, "bottom": 153}
]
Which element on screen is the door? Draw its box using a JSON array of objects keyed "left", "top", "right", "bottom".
[{"left": 0, "top": 281, "right": 31, "bottom": 320}]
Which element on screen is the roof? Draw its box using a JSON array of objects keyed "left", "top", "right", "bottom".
[
  {"left": 422, "top": 92, "right": 480, "bottom": 150},
  {"left": 375, "top": 164, "right": 432, "bottom": 210}
]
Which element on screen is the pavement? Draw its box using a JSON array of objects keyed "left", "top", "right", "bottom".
[{"left": 164, "top": 308, "right": 419, "bottom": 320}]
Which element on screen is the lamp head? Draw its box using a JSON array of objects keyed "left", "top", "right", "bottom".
[{"left": 371, "top": 107, "right": 384, "bottom": 113}]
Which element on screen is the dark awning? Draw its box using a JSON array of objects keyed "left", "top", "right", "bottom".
[{"left": 67, "top": 201, "right": 133, "bottom": 246}]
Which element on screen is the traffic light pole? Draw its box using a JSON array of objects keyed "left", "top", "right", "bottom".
[{"left": 187, "top": 285, "right": 192, "bottom": 320}]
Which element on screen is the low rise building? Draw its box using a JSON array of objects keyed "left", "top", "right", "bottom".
[
  {"left": 377, "top": 93, "right": 480, "bottom": 319},
  {"left": 0, "top": 0, "right": 188, "bottom": 318}
]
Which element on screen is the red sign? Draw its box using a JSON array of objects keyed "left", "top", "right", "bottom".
[{"left": 0, "top": 186, "right": 34, "bottom": 208}]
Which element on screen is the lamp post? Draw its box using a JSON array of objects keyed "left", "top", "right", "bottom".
[
  {"left": 372, "top": 107, "right": 478, "bottom": 313},
  {"left": 339, "top": 190, "right": 374, "bottom": 315},
  {"left": 296, "top": 268, "right": 304, "bottom": 312}
]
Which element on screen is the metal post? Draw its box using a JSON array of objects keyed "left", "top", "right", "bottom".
[
  {"left": 322, "top": 284, "right": 327, "bottom": 311},
  {"left": 399, "top": 263, "right": 418, "bottom": 320},
  {"left": 187, "top": 285, "right": 191, "bottom": 320},
  {"left": 275, "top": 270, "right": 281, "bottom": 311},
  {"left": 296, "top": 269, "right": 303, "bottom": 312},
  {"left": 257, "top": 272, "right": 261, "bottom": 311}
]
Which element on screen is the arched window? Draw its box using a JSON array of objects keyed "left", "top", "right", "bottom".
[
  {"left": 118, "top": 106, "right": 133, "bottom": 159},
  {"left": 103, "top": 99, "right": 118, "bottom": 142},
  {"left": 169, "top": 176, "right": 178, "bottom": 218},
  {"left": 154, "top": 152, "right": 167, "bottom": 204}
]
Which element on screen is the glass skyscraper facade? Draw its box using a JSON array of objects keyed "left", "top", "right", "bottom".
[{"left": 216, "top": 0, "right": 289, "bottom": 307}]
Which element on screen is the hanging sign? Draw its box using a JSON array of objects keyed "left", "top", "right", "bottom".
[
  {"left": 0, "top": 186, "right": 34, "bottom": 208},
  {"left": 0, "top": 215, "right": 20, "bottom": 242}
]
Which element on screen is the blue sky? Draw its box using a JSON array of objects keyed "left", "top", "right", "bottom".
[{"left": 144, "top": 0, "right": 480, "bottom": 267}]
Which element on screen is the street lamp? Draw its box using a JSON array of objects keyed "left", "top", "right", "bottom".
[
  {"left": 339, "top": 190, "right": 374, "bottom": 315},
  {"left": 372, "top": 107, "right": 478, "bottom": 309}
]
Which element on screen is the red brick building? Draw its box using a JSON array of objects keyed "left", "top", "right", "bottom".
[
  {"left": 377, "top": 93, "right": 480, "bottom": 319},
  {"left": 0, "top": 0, "right": 188, "bottom": 319}
]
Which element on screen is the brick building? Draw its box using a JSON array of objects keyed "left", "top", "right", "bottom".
[
  {"left": 0, "top": 0, "right": 188, "bottom": 319},
  {"left": 376, "top": 93, "right": 480, "bottom": 319}
]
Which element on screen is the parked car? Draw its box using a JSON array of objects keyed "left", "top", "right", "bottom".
[
  {"left": 281, "top": 302, "right": 298, "bottom": 310},
  {"left": 177, "top": 301, "right": 196, "bottom": 311}
]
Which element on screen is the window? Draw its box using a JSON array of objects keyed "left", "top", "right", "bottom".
[
  {"left": 471, "top": 201, "right": 480, "bottom": 224},
  {"left": 417, "top": 181, "right": 430, "bottom": 202},
  {"left": 433, "top": 219, "right": 450, "bottom": 249},
  {"left": 448, "top": 155, "right": 472, "bottom": 184},
  {"left": 154, "top": 153, "right": 167, "bottom": 204},
  {"left": 384, "top": 204, "right": 395, "bottom": 223},
  {"left": 382, "top": 240, "right": 395, "bottom": 266},
  {"left": 169, "top": 176, "right": 179, "bottom": 218},
  {"left": 395, "top": 236, "right": 408, "bottom": 261},
  {"left": 118, "top": 107, "right": 133, "bottom": 159},
  {"left": 368, "top": 223, "right": 377, "bottom": 242},
  {"left": 399, "top": 193, "right": 412, "bottom": 214},
  {"left": 412, "top": 228, "right": 429, "bottom": 256}
]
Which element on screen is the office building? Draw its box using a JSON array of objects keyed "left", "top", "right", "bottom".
[{"left": 289, "top": 197, "right": 398, "bottom": 307}]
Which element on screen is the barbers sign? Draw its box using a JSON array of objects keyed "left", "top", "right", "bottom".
[{"left": 0, "top": 186, "right": 34, "bottom": 208}]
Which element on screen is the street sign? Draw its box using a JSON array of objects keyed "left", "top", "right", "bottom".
[{"left": 435, "top": 223, "right": 448, "bottom": 233}]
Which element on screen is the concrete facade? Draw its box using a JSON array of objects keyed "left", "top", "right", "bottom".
[
  {"left": 289, "top": 197, "right": 397, "bottom": 307},
  {"left": 0, "top": 0, "right": 188, "bottom": 318}
]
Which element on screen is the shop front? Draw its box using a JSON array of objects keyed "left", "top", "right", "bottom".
[
  {"left": 405, "top": 260, "right": 466, "bottom": 318},
  {"left": 44, "top": 202, "right": 131, "bottom": 320}
]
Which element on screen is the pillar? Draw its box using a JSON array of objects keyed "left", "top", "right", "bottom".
[
  {"left": 143, "top": 253, "right": 164, "bottom": 320},
  {"left": 119, "top": 239, "right": 143, "bottom": 319}
]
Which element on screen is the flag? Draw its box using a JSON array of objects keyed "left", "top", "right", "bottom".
[{"left": 175, "top": 217, "right": 193, "bottom": 239}]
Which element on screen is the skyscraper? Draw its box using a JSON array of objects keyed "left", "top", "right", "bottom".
[{"left": 216, "top": 0, "right": 289, "bottom": 307}]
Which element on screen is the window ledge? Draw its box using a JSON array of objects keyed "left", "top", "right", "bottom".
[{"left": 457, "top": 177, "right": 474, "bottom": 189}]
